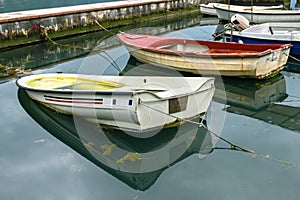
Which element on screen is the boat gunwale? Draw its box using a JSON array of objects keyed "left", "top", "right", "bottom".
[
  {"left": 124, "top": 42, "right": 290, "bottom": 58},
  {"left": 17, "top": 82, "right": 216, "bottom": 100},
  {"left": 228, "top": 32, "right": 299, "bottom": 43},
  {"left": 15, "top": 75, "right": 135, "bottom": 95},
  {"left": 16, "top": 85, "right": 136, "bottom": 96},
  {"left": 214, "top": 5, "right": 300, "bottom": 15},
  {"left": 16, "top": 74, "right": 215, "bottom": 100}
]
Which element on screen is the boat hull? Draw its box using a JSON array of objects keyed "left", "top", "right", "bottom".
[
  {"left": 200, "top": 3, "right": 217, "bottom": 16},
  {"left": 215, "top": 6, "right": 300, "bottom": 23},
  {"left": 126, "top": 45, "right": 289, "bottom": 79},
  {"left": 17, "top": 74, "right": 215, "bottom": 135},
  {"left": 200, "top": 3, "right": 283, "bottom": 17}
]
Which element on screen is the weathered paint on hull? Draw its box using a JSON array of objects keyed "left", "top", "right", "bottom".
[{"left": 127, "top": 46, "right": 290, "bottom": 79}]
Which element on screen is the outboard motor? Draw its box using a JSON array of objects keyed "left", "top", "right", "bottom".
[{"left": 231, "top": 14, "right": 250, "bottom": 30}]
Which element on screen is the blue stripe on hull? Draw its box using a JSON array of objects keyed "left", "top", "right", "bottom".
[{"left": 226, "top": 36, "right": 300, "bottom": 56}]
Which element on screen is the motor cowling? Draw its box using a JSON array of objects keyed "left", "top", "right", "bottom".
[{"left": 231, "top": 14, "right": 250, "bottom": 30}]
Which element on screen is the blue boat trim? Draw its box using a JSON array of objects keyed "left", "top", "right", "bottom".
[{"left": 225, "top": 35, "right": 300, "bottom": 56}]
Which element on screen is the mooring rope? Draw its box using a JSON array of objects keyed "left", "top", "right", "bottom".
[
  {"left": 140, "top": 102, "right": 300, "bottom": 169},
  {"left": 43, "top": 20, "right": 130, "bottom": 74},
  {"left": 94, "top": 20, "right": 116, "bottom": 36},
  {"left": 44, "top": 32, "right": 91, "bottom": 51},
  {"left": 101, "top": 50, "right": 123, "bottom": 73},
  {"left": 43, "top": 30, "right": 123, "bottom": 73},
  {"left": 139, "top": 101, "right": 255, "bottom": 154},
  {"left": 289, "top": 55, "right": 300, "bottom": 63}
]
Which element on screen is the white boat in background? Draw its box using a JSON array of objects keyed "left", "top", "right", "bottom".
[
  {"left": 214, "top": 3, "right": 299, "bottom": 23},
  {"left": 16, "top": 73, "right": 215, "bottom": 135},
  {"left": 200, "top": 3, "right": 283, "bottom": 17},
  {"left": 225, "top": 21, "right": 300, "bottom": 56},
  {"left": 200, "top": 3, "right": 219, "bottom": 16}
]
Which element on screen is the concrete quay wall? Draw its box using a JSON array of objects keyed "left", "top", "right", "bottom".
[
  {"left": 0, "top": 0, "right": 200, "bottom": 41},
  {"left": 200, "top": 0, "right": 284, "bottom": 6}
]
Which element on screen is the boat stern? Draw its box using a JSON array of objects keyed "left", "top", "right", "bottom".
[
  {"left": 255, "top": 44, "right": 291, "bottom": 79},
  {"left": 133, "top": 77, "right": 215, "bottom": 134}
]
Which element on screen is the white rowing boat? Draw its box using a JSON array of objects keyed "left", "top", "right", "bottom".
[{"left": 16, "top": 73, "right": 215, "bottom": 136}]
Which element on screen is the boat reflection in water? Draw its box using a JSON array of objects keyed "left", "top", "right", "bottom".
[
  {"left": 214, "top": 74, "right": 288, "bottom": 111},
  {"left": 18, "top": 89, "right": 214, "bottom": 191},
  {"left": 215, "top": 74, "right": 300, "bottom": 133}
]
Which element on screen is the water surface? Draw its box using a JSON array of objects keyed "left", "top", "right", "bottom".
[{"left": 2, "top": 16, "right": 300, "bottom": 200}]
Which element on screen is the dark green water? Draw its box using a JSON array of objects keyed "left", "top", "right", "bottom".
[{"left": 2, "top": 16, "right": 300, "bottom": 199}]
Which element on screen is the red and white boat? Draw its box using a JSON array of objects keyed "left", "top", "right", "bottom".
[{"left": 118, "top": 33, "right": 291, "bottom": 79}]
